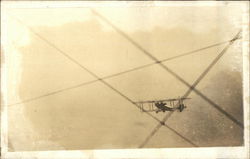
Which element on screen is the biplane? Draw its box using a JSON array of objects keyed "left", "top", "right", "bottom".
[{"left": 135, "top": 97, "right": 190, "bottom": 113}]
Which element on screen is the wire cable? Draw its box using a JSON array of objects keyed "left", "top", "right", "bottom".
[
  {"left": 7, "top": 13, "right": 242, "bottom": 148},
  {"left": 139, "top": 31, "right": 242, "bottom": 148},
  {"left": 7, "top": 14, "right": 201, "bottom": 147},
  {"left": 7, "top": 14, "right": 164, "bottom": 119},
  {"left": 7, "top": 39, "right": 230, "bottom": 107},
  {"left": 92, "top": 9, "right": 243, "bottom": 129}
]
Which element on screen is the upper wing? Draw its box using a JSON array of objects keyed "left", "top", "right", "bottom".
[
  {"left": 157, "top": 97, "right": 191, "bottom": 102},
  {"left": 134, "top": 97, "right": 191, "bottom": 104}
]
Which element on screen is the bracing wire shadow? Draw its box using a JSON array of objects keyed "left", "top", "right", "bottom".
[
  {"left": 139, "top": 31, "right": 242, "bottom": 148},
  {"left": 7, "top": 39, "right": 231, "bottom": 107},
  {"left": 7, "top": 11, "right": 243, "bottom": 149},
  {"left": 91, "top": 9, "right": 243, "bottom": 129},
  {"left": 7, "top": 14, "right": 199, "bottom": 145}
]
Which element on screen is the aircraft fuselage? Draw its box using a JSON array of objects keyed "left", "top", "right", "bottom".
[{"left": 155, "top": 102, "right": 174, "bottom": 112}]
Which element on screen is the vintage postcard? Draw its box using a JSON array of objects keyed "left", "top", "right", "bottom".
[{"left": 1, "top": 1, "right": 249, "bottom": 159}]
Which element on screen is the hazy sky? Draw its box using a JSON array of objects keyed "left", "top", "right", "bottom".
[{"left": 2, "top": 2, "right": 245, "bottom": 151}]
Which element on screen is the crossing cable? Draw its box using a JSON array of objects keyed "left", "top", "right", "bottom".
[
  {"left": 7, "top": 14, "right": 241, "bottom": 148},
  {"left": 91, "top": 9, "right": 243, "bottom": 128},
  {"left": 139, "top": 31, "right": 242, "bottom": 148},
  {"left": 7, "top": 15, "right": 199, "bottom": 146},
  {"left": 7, "top": 39, "right": 231, "bottom": 107},
  {"left": 7, "top": 14, "right": 162, "bottom": 123},
  {"left": 139, "top": 111, "right": 198, "bottom": 147}
]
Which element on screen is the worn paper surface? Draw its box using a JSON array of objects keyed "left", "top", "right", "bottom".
[{"left": 1, "top": 1, "right": 249, "bottom": 159}]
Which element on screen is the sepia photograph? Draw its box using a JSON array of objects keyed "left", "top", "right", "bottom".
[{"left": 1, "top": 1, "right": 249, "bottom": 159}]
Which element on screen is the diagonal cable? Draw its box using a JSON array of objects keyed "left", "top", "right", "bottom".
[
  {"left": 92, "top": 9, "right": 243, "bottom": 128},
  {"left": 7, "top": 39, "right": 230, "bottom": 107},
  {"left": 7, "top": 14, "right": 199, "bottom": 147},
  {"left": 139, "top": 111, "right": 198, "bottom": 147},
  {"left": 8, "top": 13, "right": 241, "bottom": 148},
  {"left": 7, "top": 14, "right": 162, "bottom": 123},
  {"left": 139, "top": 31, "right": 242, "bottom": 148}
]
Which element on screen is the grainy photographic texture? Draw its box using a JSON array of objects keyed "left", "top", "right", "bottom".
[{"left": 1, "top": 1, "right": 249, "bottom": 159}]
